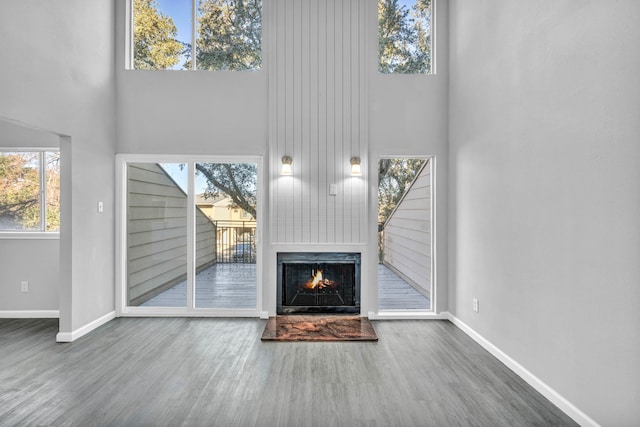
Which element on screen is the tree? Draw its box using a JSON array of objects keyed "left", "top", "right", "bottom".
[
  {"left": 378, "top": 0, "right": 432, "bottom": 74},
  {"left": 0, "top": 153, "right": 60, "bottom": 231},
  {"left": 195, "top": 163, "right": 257, "bottom": 219},
  {"left": 194, "top": 0, "right": 262, "bottom": 71},
  {"left": 378, "top": 158, "right": 426, "bottom": 230},
  {"left": 411, "top": 0, "right": 432, "bottom": 73},
  {"left": 133, "top": 0, "right": 184, "bottom": 70}
]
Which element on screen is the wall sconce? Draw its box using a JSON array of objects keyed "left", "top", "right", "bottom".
[
  {"left": 281, "top": 155, "right": 293, "bottom": 175},
  {"left": 350, "top": 156, "right": 362, "bottom": 176}
]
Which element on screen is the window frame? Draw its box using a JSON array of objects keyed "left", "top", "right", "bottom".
[
  {"left": 127, "top": 0, "right": 263, "bottom": 71},
  {"left": 115, "top": 153, "right": 264, "bottom": 317},
  {"left": 0, "top": 148, "right": 60, "bottom": 239},
  {"left": 377, "top": 0, "right": 436, "bottom": 75}
]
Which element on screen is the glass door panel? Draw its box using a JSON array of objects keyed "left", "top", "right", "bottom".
[
  {"left": 126, "top": 162, "right": 188, "bottom": 307},
  {"left": 194, "top": 162, "right": 257, "bottom": 308},
  {"left": 377, "top": 157, "right": 433, "bottom": 311}
]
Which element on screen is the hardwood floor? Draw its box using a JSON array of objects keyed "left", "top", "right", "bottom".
[{"left": 0, "top": 318, "right": 577, "bottom": 427}]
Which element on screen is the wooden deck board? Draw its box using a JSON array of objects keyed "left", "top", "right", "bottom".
[
  {"left": 378, "top": 264, "right": 431, "bottom": 310},
  {"left": 140, "top": 264, "right": 257, "bottom": 309},
  {"left": 141, "top": 263, "right": 430, "bottom": 311}
]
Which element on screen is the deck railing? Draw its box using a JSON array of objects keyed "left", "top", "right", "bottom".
[{"left": 212, "top": 220, "right": 257, "bottom": 264}]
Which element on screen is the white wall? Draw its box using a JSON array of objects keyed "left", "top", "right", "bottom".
[
  {"left": 369, "top": 0, "right": 449, "bottom": 312},
  {"left": 0, "top": 1, "right": 116, "bottom": 333},
  {"left": 0, "top": 120, "right": 61, "bottom": 313},
  {"left": 0, "top": 239, "right": 59, "bottom": 311},
  {"left": 116, "top": 0, "right": 449, "bottom": 315},
  {"left": 449, "top": 1, "right": 640, "bottom": 425}
]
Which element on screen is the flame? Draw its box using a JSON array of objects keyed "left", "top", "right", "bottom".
[
  {"left": 302, "top": 269, "right": 338, "bottom": 290},
  {"left": 305, "top": 269, "right": 323, "bottom": 289}
]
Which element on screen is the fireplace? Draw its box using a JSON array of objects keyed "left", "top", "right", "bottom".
[{"left": 277, "top": 252, "right": 361, "bottom": 314}]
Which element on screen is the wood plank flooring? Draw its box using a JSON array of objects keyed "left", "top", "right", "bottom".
[{"left": 0, "top": 318, "right": 578, "bottom": 427}]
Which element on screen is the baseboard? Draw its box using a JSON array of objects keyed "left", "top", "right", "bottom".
[
  {"left": 56, "top": 311, "right": 116, "bottom": 343},
  {"left": 446, "top": 313, "right": 601, "bottom": 427},
  {"left": 0, "top": 310, "right": 60, "bottom": 318},
  {"left": 368, "top": 310, "right": 450, "bottom": 320}
]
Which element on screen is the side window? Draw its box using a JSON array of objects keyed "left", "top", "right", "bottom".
[
  {"left": 0, "top": 151, "right": 60, "bottom": 232},
  {"left": 378, "top": 0, "right": 433, "bottom": 74},
  {"left": 131, "top": 0, "right": 262, "bottom": 71}
]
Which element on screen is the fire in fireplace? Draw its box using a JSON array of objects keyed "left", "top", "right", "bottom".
[{"left": 277, "top": 252, "right": 361, "bottom": 314}]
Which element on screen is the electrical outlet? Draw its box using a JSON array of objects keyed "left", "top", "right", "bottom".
[
  {"left": 472, "top": 298, "right": 479, "bottom": 313},
  {"left": 21, "top": 281, "right": 29, "bottom": 293}
]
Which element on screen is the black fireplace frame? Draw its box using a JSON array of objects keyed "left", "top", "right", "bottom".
[{"left": 277, "top": 252, "right": 361, "bottom": 314}]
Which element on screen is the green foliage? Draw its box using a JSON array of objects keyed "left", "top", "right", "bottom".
[
  {"left": 0, "top": 153, "right": 60, "bottom": 231},
  {"left": 378, "top": 0, "right": 432, "bottom": 74},
  {"left": 378, "top": 158, "right": 426, "bottom": 229},
  {"left": 133, "top": 0, "right": 184, "bottom": 70},
  {"left": 195, "top": 163, "right": 257, "bottom": 219},
  {"left": 378, "top": 157, "right": 426, "bottom": 261},
  {"left": 45, "top": 153, "right": 61, "bottom": 231},
  {"left": 195, "top": 0, "right": 262, "bottom": 71}
]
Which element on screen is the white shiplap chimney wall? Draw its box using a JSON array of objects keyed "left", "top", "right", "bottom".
[{"left": 269, "top": 0, "right": 369, "bottom": 245}]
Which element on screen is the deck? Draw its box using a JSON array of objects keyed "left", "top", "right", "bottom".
[
  {"left": 141, "top": 264, "right": 257, "bottom": 308},
  {"left": 141, "top": 263, "right": 430, "bottom": 311},
  {"left": 378, "top": 264, "right": 431, "bottom": 310}
]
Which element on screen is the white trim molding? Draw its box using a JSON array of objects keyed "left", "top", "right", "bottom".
[
  {"left": 56, "top": 311, "right": 116, "bottom": 343},
  {"left": 0, "top": 310, "right": 60, "bottom": 318},
  {"left": 446, "top": 314, "right": 601, "bottom": 427},
  {"left": 368, "top": 311, "right": 450, "bottom": 320}
]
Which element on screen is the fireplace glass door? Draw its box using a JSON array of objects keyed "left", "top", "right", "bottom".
[{"left": 278, "top": 253, "right": 360, "bottom": 314}]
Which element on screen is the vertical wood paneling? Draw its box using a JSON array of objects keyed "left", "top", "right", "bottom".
[{"left": 271, "top": 0, "right": 368, "bottom": 245}]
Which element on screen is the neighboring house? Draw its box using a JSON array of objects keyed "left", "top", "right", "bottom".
[
  {"left": 381, "top": 160, "right": 431, "bottom": 298},
  {"left": 195, "top": 194, "right": 255, "bottom": 223},
  {"left": 195, "top": 193, "right": 256, "bottom": 261}
]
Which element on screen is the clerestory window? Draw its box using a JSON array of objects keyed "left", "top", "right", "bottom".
[
  {"left": 0, "top": 151, "right": 60, "bottom": 233},
  {"left": 378, "top": 0, "right": 433, "bottom": 74},
  {"left": 131, "top": 0, "right": 262, "bottom": 71}
]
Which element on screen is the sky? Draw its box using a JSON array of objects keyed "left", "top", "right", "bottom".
[
  {"left": 155, "top": 0, "right": 421, "bottom": 45},
  {"left": 160, "top": 163, "right": 208, "bottom": 194},
  {"left": 152, "top": 0, "right": 424, "bottom": 69},
  {"left": 156, "top": 0, "right": 192, "bottom": 69}
]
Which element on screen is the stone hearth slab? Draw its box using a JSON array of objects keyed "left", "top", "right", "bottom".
[{"left": 261, "top": 315, "right": 378, "bottom": 342}]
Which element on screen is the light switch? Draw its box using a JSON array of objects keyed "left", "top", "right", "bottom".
[
  {"left": 98, "top": 201, "right": 104, "bottom": 213},
  {"left": 329, "top": 184, "right": 337, "bottom": 196}
]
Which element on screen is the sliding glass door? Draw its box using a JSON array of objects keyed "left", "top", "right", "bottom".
[{"left": 119, "top": 156, "right": 260, "bottom": 315}]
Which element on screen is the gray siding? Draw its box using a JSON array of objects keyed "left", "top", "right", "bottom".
[
  {"left": 383, "top": 160, "right": 431, "bottom": 296},
  {"left": 127, "top": 163, "right": 216, "bottom": 305}
]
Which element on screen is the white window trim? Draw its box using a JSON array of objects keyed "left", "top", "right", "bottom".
[
  {"left": 0, "top": 148, "right": 60, "bottom": 237},
  {"left": 115, "top": 154, "right": 263, "bottom": 318},
  {"left": 371, "top": 154, "right": 437, "bottom": 317},
  {"left": 126, "top": 0, "right": 262, "bottom": 71},
  {"left": 378, "top": 0, "right": 436, "bottom": 75}
]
